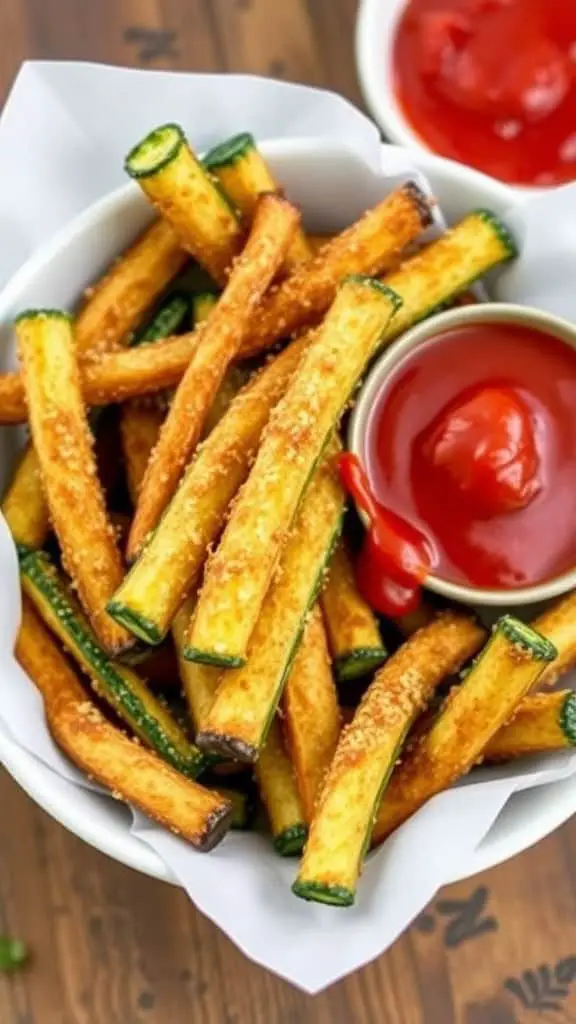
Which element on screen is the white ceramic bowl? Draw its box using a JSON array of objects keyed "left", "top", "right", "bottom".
[
  {"left": 349, "top": 301, "right": 576, "bottom": 608},
  {"left": 0, "top": 138, "right": 574, "bottom": 885}
]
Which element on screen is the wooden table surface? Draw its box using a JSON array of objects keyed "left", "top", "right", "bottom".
[{"left": 1, "top": 1, "right": 576, "bottom": 1021}]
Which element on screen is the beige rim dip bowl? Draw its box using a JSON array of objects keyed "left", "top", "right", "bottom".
[{"left": 348, "top": 301, "right": 576, "bottom": 608}]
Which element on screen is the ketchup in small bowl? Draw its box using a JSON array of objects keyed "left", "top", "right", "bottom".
[
  {"left": 392, "top": 0, "right": 576, "bottom": 187},
  {"left": 348, "top": 304, "right": 576, "bottom": 611}
]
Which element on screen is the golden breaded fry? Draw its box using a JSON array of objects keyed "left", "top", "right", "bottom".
[
  {"left": 0, "top": 330, "right": 203, "bottom": 425},
  {"left": 282, "top": 606, "right": 341, "bottom": 821},
  {"left": 75, "top": 219, "right": 187, "bottom": 355},
  {"left": 371, "top": 617, "right": 556, "bottom": 848},
  {"left": 2, "top": 442, "right": 49, "bottom": 550},
  {"left": 194, "top": 450, "right": 345, "bottom": 759},
  {"left": 109, "top": 338, "right": 306, "bottom": 644},
  {"left": 320, "top": 538, "right": 387, "bottom": 682},
  {"left": 120, "top": 400, "right": 166, "bottom": 506},
  {"left": 256, "top": 719, "right": 307, "bottom": 856},
  {"left": 531, "top": 593, "right": 576, "bottom": 686},
  {"left": 393, "top": 601, "right": 438, "bottom": 638},
  {"left": 307, "top": 233, "right": 335, "bottom": 254},
  {"left": 16, "top": 598, "right": 232, "bottom": 850},
  {"left": 187, "top": 277, "right": 399, "bottom": 668},
  {"left": 16, "top": 311, "right": 132, "bottom": 655},
  {"left": 203, "top": 132, "right": 312, "bottom": 273},
  {"left": 240, "top": 182, "right": 430, "bottom": 358},
  {"left": 125, "top": 123, "right": 243, "bottom": 285},
  {"left": 484, "top": 691, "right": 576, "bottom": 761},
  {"left": 128, "top": 194, "right": 299, "bottom": 556},
  {"left": 293, "top": 612, "right": 485, "bottom": 906},
  {"left": 172, "top": 597, "right": 222, "bottom": 730}
]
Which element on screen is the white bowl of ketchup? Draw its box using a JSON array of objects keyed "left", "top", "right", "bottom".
[
  {"left": 349, "top": 302, "right": 576, "bottom": 613},
  {"left": 355, "top": 0, "right": 576, "bottom": 190}
]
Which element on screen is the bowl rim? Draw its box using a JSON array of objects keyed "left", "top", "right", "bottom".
[
  {"left": 0, "top": 137, "right": 574, "bottom": 887},
  {"left": 348, "top": 301, "right": 576, "bottom": 607}
]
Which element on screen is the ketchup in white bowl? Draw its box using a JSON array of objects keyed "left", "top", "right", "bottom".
[{"left": 392, "top": 0, "right": 576, "bottom": 187}]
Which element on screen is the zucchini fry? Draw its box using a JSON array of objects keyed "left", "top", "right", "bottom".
[
  {"left": 484, "top": 691, "right": 576, "bottom": 761},
  {"left": 393, "top": 601, "right": 438, "bottom": 638},
  {"left": 17, "top": 599, "right": 231, "bottom": 850},
  {"left": 204, "top": 132, "right": 312, "bottom": 272},
  {"left": 371, "top": 617, "right": 557, "bottom": 847},
  {"left": 194, "top": 451, "right": 345, "bottom": 760},
  {"left": 240, "top": 182, "right": 430, "bottom": 358},
  {"left": 320, "top": 538, "right": 387, "bottom": 682},
  {"left": 192, "top": 291, "right": 218, "bottom": 325},
  {"left": 128, "top": 193, "right": 300, "bottom": 556},
  {"left": 308, "top": 233, "right": 336, "bottom": 254},
  {"left": 120, "top": 400, "right": 166, "bottom": 505},
  {"left": 531, "top": 593, "right": 576, "bottom": 686},
  {"left": 16, "top": 310, "right": 132, "bottom": 655},
  {"left": 0, "top": 330, "right": 206, "bottom": 426},
  {"left": 172, "top": 598, "right": 221, "bottom": 732},
  {"left": 75, "top": 219, "right": 187, "bottom": 355},
  {"left": 125, "top": 123, "right": 242, "bottom": 285},
  {"left": 382, "top": 210, "right": 517, "bottom": 341},
  {"left": 20, "top": 549, "right": 204, "bottom": 779},
  {"left": 109, "top": 338, "right": 306, "bottom": 644},
  {"left": 256, "top": 720, "right": 307, "bottom": 855},
  {"left": 282, "top": 606, "right": 341, "bottom": 821},
  {"left": 2, "top": 443, "right": 49, "bottom": 551},
  {"left": 187, "top": 277, "right": 400, "bottom": 668},
  {"left": 132, "top": 290, "right": 191, "bottom": 346},
  {"left": 292, "top": 611, "right": 485, "bottom": 906}
]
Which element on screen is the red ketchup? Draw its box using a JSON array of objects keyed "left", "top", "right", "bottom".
[
  {"left": 363, "top": 321, "right": 576, "bottom": 593},
  {"left": 392, "top": 0, "right": 576, "bottom": 186},
  {"left": 338, "top": 452, "right": 437, "bottom": 616}
]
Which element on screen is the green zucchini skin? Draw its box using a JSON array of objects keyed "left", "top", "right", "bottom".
[
  {"left": 344, "top": 275, "right": 403, "bottom": 311},
  {"left": 560, "top": 692, "right": 576, "bottom": 745},
  {"left": 274, "top": 823, "right": 308, "bottom": 857},
  {"left": 498, "top": 615, "right": 557, "bottom": 661},
  {"left": 124, "top": 123, "right": 185, "bottom": 179},
  {"left": 203, "top": 133, "right": 255, "bottom": 170},
  {"left": 20, "top": 550, "right": 205, "bottom": 779},
  {"left": 14, "top": 309, "right": 72, "bottom": 324},
  {"left": 335, "top": 648, "right": 388, "bottom": 684},
  {"left": 474, "top": 208, "right": 518, "bottom": 259},
  {"left": 183, "top": 648, "right": 245, "bottom": 670},
  {"left": 291, "top": 880, "right": 354, "bottom": 907},
  {"left": 131, "top": 292, "right": 191, "bottom": 346},
  {"left": 106, "top": 602, "right": 164, "bottom": 646}
]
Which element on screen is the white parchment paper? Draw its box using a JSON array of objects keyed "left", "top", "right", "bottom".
[{"left": 1, "top": 62, "right": 576, "bottom": 994}]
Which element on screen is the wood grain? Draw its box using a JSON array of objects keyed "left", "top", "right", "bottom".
[{"left": 1, "top": 2, "right": 576, "bottom": 1022}]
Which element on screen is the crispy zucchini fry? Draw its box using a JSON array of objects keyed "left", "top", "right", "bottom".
[
  {"left": 240, "top": 182, "right": 430, "bottom": 358},
  {"left": 371, "top": 617, "right": 557, "bottom": 848},
  {"left": 531, "top": 593, "right": 576, "bottom": 686},
  {"left": 75, "top": 219, "right": 187, "bottom": 355},
  {"left": 195, "top": 452, "right": 345, "bottom": 759},
  {"left": 16, "top": 310, "right": 132, "bottom": 655},
  {"left": 308, "top": 233, "right": 336, "bottom": 254},
  {"left": 292, "top": 611, "right": 485, "bottom": 906},
  {"left": 2, "top": 443, "right": 49, "bottom": 550},
  {"left": 125, "top": 123, "right": 242, "bottom": 285},
  {"left": 256, "top": 720, "right": 307, "bottom": 855},
  {"left": 282, "top": 606, "right": 341, "bottom": 821},
  {"left": 127, "top": 194, "right": 300, "bottom": 556},
  {"left": 192, "top": 291, "right": 219, "bottom": 325},
  {"left": 20, "top": 549, "right": 204, "bottom": 778},
  {"left": 172, "top": 598, "right": 222, "bottom": 731},
  {"left": 16, "top": 599, "right": 232, "bottom": 849},
  {"left": 381, "top": 210, "right": 517, "bottom": 341},
  {"left": 187, "top": 277, "right": 400, "bottom": 667},
  {"left": 204, "top": 132, "right": 313, "bottom": 272},
  {"left": 132, "top": 290, "right": 191, "bottom": 346},
  {"left": 321, "top": 539, "right": 387, "bottom": 682},
  {"left": 109, "top": 338, "right": 306, "bottom": 644},
  {"left": 484, "top": 691, "right": 576, "bottom": 761},
  {"left": 120, "top": 400, "right": 166, "bottom": 505}
]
